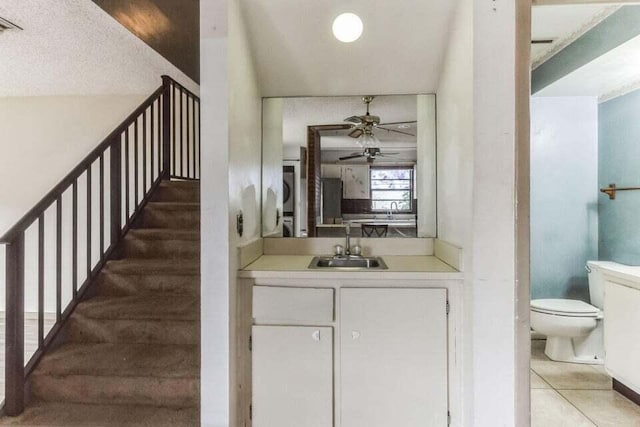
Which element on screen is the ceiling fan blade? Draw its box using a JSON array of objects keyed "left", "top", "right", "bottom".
[
  {"left": 377, "top": 152, "right": 400, "bottom": 156},
  {"left": 532, "top": 39, "right": 554, "bottom": 44},
  {"left": 378, "top": 121, "right": 417, "bottom": 126},
  {"left": 339, "top": 154, "right": 365, "bottom": 161},
  {"left": 348, "top": 128, "right": 364, "bottom": 138},
  {"left": 377, "top": 127, "right": 416, "bottom": 137},
  {"left": 344, "top": 115, "right": 363, "bottom": 125}
]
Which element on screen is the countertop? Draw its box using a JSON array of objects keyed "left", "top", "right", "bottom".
[
  {"left": 239, "top": 255, "right": 463, "bottom": 280},
  {"left": 600, "top": 264, "right": 640, "bottom": 290}
]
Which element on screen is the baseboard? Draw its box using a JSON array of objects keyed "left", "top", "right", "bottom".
[{"left": 614, "top": 379, "right": 640, "bottom": 407}]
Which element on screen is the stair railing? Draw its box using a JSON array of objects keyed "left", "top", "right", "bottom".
[{"left": 0, "top": 75, "right": 200, "bottom": 415}]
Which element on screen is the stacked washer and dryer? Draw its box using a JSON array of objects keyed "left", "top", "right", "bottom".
[{"left": 282, "top": 166, "right": 295, "bottom": 237}]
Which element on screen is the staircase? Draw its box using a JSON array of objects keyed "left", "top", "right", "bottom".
[{"left": 1, "top": 180, "right": 200, "bottom": 426}]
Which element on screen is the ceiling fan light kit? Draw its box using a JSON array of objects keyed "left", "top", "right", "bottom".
[
  {"left": 338, "top": 95, "right": 417, "bottom": 163},
  {"left": 357, "top": 130, "right": 379, "bottom": 148}
]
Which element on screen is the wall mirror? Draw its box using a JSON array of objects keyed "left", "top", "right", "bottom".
[{"left": 262, "top": 94, "right": 436, "bottom": 239}]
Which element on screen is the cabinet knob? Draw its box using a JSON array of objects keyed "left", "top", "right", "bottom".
[
  {"left": 312, "top": 330, "right": 321, "bottom": 341},
  {"left": 351, "top": 331, "right": 361, "bottom": 340}
]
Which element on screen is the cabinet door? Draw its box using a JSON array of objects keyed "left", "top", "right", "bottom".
[
  {"left": 340, "top": 288, "right": 448, "bottom": 427},
  {"left": 604, "top": 280, "right": 640, "bottom": 391},
  {"left": 252, "top": 325, "right": 333, "bottom": 427},
  {"left": 342, "top": 165, "right": 370, "bottom": 199}
]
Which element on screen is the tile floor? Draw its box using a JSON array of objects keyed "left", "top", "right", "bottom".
[{"left": 531, "top": 339, "right": 640, "bottom": 426}]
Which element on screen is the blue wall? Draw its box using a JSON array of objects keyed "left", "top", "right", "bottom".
[
  {"left": 531, "top": 97, "right": 599, "bottom": 301},
  {"left": 599, "top": 89, "right": 640, "bottom": 265}
]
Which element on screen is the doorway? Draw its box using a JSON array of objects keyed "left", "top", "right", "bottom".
[{"left": 528, "top": 3, "right": 640, "bottom": 424}]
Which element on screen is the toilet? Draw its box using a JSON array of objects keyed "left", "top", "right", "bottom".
[{"left": 530, "top": 261, "right": 618, "bottom": 364}]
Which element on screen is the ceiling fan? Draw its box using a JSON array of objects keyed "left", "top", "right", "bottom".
[
  {"left": 344, "top": 96, "right": 416, "bottom": 141},
  {"left": 339, "top": 147, "right": 400, "bottom": 163}
]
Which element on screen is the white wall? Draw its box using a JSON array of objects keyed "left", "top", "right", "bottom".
[
  {"left": 417, "top": 94, "right": 438, "bottom": 237},
  {"left": 436, "top": 1, "right": 474, "bottom": 250},
  {"left": 200, "top": 0, "right": 262, "bottom": 425},
  {"left": 472, "top": 0, "right": 524, "bottom": 424},
  {"left": 0, "top": 95, "right": 145, "bottom": 235},
  {"left": 0, "top": 94, "right": 146, "bottom": 313},
  {"left": 438, "top": 0, "right": 526, "bottom": 424},
  {"left": 261, "top": 98, "right": 284, "bottom": 236},
  {"left": 199, "top": 12, "right": 229, "bottom": 427},
  {"left": 436, "top": 1, "right": 474, "bottom": 423},
  {"left": 227, "top": 0, "right": 262, "bottom": 245}
]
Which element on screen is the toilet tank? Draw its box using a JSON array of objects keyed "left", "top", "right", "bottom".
[{"left": 587, "top": 261, "right": 623, "bottom": 309}]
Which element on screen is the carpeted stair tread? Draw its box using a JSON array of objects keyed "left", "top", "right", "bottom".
[
  {"left": 95, "top": 272, "right": 199, "bottom": 296},
  {"left": 67, "top": 315, "right": 199, "bottom": 345},
  {"left": 145, "top": 202, "right": 200, "bottom": 211},
  {"left": 127, "top": 229, "right": 200, "bottom": 241},
  {"left": 34, "top": 342, "right": 199, "bottom": 378},
  {"left": 0, "top": 401, "right": 199, "bottom": 426},
  {"left": 75, "top": 295, "right": 199, "bottom": 321},
  {"left": 104, "top": 259, "right": 199, "bottom": 275},
  {"left": 30, "top": 375, "right": 198, "bottom": 408},
  {"left": 139, "top": 204, "right": 199, "bottom": 229},
  {"left": 160, "top": 180, "right": 199, "bottom": 189},
  {"left": 122, "top": 235, "right": 199, "bottom": 259},
  {"left": 152, "top": 181, "right": 200, "bottom": 203}
]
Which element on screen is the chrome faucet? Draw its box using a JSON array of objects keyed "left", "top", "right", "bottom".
[
  {"left": 334, "top": 223, "right": 361, "bottom": 258},
  {"left": 345, "top": 223, "right": 351, "bottom": 255},
  {"left": 388, "top": 201, "right": 398, "bottom": 218}
]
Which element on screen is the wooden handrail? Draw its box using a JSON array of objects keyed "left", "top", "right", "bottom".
[{"left": 2, "top": 75, "right": 200, "bottom": 416}]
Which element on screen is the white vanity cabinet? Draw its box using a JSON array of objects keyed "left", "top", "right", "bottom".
[
  {"left": 249, "top": 283, "right": 451, "bottom": 427},
  {"left": 251, "top": 286, "right": 335, "bottom": 427},
  {"left": 252, "top": 325, "right": 334, "bottom": 427},
  {"left": 340, "top": 288, "right": 448, "bottom": 427},
  {"left": 604, "top": 274, "right": 640, "bottom": 394}
]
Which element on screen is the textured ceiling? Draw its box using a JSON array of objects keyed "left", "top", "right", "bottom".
[
  {"left": 533, "top": 5, "right": 640, "bottom": 101},
  {"left": 531, "top": 4, "right": 618, "bottom": 68},
  {"left": 0, "top": 0, "right": 198, "bottom": 97},
  {"left": 241, "top": 0, "right": 458, "bottom": 97},
  {"left": 536, "top": 34, "right": 640, "bottom": 102}
]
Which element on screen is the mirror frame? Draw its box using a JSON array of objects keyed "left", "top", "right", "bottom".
[{"left": 306, "top": 124, "right": 352, "bottom": 237}]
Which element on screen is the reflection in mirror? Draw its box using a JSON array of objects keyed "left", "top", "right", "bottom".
[{"left": 262, "top": 95, "right": 436, "bottom": 238}]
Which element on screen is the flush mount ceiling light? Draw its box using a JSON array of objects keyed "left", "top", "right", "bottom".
[{"left": 332, "top": 13, "right": 363, "bottom": 43}]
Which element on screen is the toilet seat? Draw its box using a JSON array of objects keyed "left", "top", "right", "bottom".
[{"left": 531, "top": 299, "right": 600, "bottom": 318}]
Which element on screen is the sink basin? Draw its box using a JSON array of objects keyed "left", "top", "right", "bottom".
[{"left": 308, "top": 256, "right": 388, "bottom": 270}]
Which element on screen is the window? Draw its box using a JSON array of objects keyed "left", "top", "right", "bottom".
[{"left": 370, "top": 168, "right": 413, "bottom": 212}]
